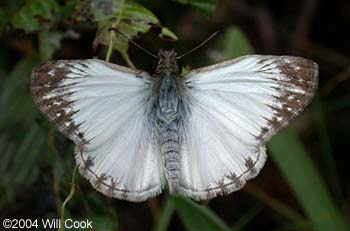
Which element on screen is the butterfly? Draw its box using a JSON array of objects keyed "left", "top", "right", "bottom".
[{"left": 31, "top": 50, "right": 318, "bottom": 202}]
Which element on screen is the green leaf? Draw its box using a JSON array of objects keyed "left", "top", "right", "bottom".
[
  {"left": 92, "top": 0, "right": 176, "bottom": 61},
  {"left": 94, "top": 1, "right": 154, "bottom": 52},
  {"left": 181, "top": 66, "right": 190, "bottom": 76},
  {"left": 268, "top": 129, "right": 348, "bottom": 231},
  {"left": 172, "top": 0, "right": 217, "bottom": 17},
  {"left": 72, "top": 0, "right": 94, "bottom": 23},
  {"left": 312, "top": 95, "right": 343, "bottom": 202},
  {"left": 159, "top": 27, "right": 179, "bottom": 41},
  {"left": 174, "top": 197, "right": 231, "bottom": 231},
  {"left": 58, "top": 1, "right": 79, "bottom": 22},
  {"left": 11, "top": 0, "right": 59, "bottom": 32},
  {"left": 153, "top": 197, "right": 176, "bottom": 231},
  {"left": 89, "top": 214, "right": 119, "bottom": 231},
  {"left": 223, "top": 27, "right": 253, "bottom": 59},
  {"left": 38, "top": 31, "right": 67, "bottom": 61},
  {"left": 232, "top": 205, "right": 264, "bottom": 230}
]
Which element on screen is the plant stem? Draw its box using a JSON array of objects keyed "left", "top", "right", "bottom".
[
  {"left": 244, "top": 184, "right": 306, "bottom": 223},
  {"left": 59, "top": 165, "right": 78, "bottom": 231},
  {"left": 121, "top": 52, "right": 136, "bottom": 69},
  {"left": 105, "top": 0, "right": 124, "bottom": 63},
  {"left": 105, "top": 30, "right": 116, "bottom": 62}
]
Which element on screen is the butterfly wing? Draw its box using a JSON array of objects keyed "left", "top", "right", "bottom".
[
  {"left": 179, "top": 55, "right": 318, "bottom": 200},
  {"left": 31, "top": 59, "right": 163, "bottom": 202}
]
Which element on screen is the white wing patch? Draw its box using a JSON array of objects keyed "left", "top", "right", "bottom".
[
  {"left": 31, "top": 59, "right": 164, "bottom": 202},
  {"left": 180, "top": 55, "right": 318, "bottom": 200}
]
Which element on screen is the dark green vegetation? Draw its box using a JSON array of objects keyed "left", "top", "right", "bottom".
[{"left": 0, "top": 0, "right": 349, "bottom": 230}]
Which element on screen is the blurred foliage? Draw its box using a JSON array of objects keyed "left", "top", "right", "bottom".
[
  {"left": 11, "top": 0, "right": 60, "bottom": 31},
  {"left": 0, "top": 55, "right": 47, "bottom": 206},
  {"left": 0, "top": 0, "right": 349, "bottom": 230},
  {"left": 173, "top": 197, "right": 231, "bottom": 231},
  {"left": 38, "top": 31, "right": 68, "bottom": 61},
  {"left": 269, "top": 129, "right": 347, "bottom": 231},
  {"left": 172, "top": 0, "right": 217, "bottom": 17},
  {"left": 221, "top": 27, "right": 253, "bottom": 60},
  {"left": 0, "top": 124, "right": 46, "bottom": 205}
]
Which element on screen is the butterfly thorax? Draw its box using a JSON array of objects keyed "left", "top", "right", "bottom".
[{"left": 155, "top": 50, "right": 180, "bottom": 76}]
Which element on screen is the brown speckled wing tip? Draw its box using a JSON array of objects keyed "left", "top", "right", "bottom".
[
  {"left": 256, "top": 56, "right": 318, "bottom": 143},
  {"left": 31, "top": 60, "right": 88, "bottom": 147}
]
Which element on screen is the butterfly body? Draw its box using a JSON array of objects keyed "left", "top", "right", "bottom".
[
  {"left": 31, "top": 52, "right": 318, "bottom": 202},
  {"left": 153, "top": 50, "right": 188, "bottom": 195}
]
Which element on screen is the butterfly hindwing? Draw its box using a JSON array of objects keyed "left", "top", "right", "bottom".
[
  {"left": 179, "top": 55, "right": 318, "bottom": 200},
  {"left": 31, "top": 59, "right": 164, "bottom": 202}
]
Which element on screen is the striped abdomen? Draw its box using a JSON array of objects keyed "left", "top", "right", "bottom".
[
  {"left": 156, "top": 76, "right": 181, "bottom": 195},
  {"left": 158, "top": 120, "right": 180, "bottom": 194}
]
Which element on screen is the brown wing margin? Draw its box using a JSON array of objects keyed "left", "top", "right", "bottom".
[
  {"left": 255, "top": 56, "right": 318, "bottom": 143},
  {"left": 31, "top": 60, "right": 88, "bottom": 147}
]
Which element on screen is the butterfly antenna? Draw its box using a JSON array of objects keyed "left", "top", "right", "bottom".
[
  {"left": 108, "top": 27, "right": 158, "bottom": 59},
  {"left": 176, "top": 30, "right": 224, "bottom": 60}
]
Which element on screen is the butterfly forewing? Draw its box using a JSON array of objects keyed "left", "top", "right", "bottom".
[
  {"left": 31, "top": 59, "right": 164, "bottom": 202},
  {"left": 179, "top": 55, "right": 318, "bottom": 200}
]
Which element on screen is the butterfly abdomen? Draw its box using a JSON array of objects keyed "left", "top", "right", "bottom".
[
  {"left": 156, "top": 76, "right": 182, "bottom": 195},
  {"left": 158, "top": 124, "right": 180, "bottom": 195}
]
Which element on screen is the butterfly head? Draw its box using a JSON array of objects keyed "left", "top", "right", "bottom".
[{"left": 155, "top": 49, "right": 180, "bottom": 76}]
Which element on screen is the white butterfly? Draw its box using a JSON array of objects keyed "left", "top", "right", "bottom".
[{"left": 31, "top": 50, "right": 318, "bottom": 202}]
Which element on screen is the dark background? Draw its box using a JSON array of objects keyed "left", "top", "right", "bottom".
[{"left": 0, "top": 0, "right": 349, "bottom": 230}]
